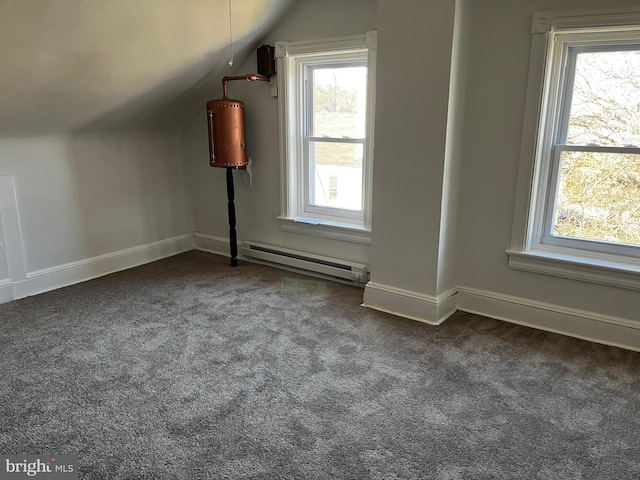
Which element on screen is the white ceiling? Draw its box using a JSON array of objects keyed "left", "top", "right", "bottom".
[{"left": 0, "top": 0, "right": 291, "bottom": 134}]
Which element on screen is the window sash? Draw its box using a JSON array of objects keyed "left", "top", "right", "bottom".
[
  {"left": 288, "top": 48, "right": 371, "bottom": 225},
  {"left": 276, "top": 32, "right": 376, "bottom": 237},
  {"left": 542, "top": 146, "right": 640, "bottom": 257},
  {"left": 532, "top": 29, "right": 640, "bottom": 258},
  {"left": 303, "top": 61, "right": 368, "bottom": 141},
  {"left": 507, "top": 9, "right": 640, "bottom": 288},
  {"left": 556, "top": 43, "right": 640, "bottom": 146},
  {"left": 302, "top": 59, "right": 368, "bottom": 220},
  {"left": 303, "top": 137, "right": 365, "bottom": 221}
]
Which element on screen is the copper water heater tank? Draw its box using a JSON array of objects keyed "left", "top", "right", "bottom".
[{"left": 206, "top": 98, "right": 248, "bottom": 168}]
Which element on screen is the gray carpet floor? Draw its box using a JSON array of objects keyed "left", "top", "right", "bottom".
[{"left": 0, "top": 250, "right": 639, "bottom": 479}]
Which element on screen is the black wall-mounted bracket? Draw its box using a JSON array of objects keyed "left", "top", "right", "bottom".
[{"left": 257, "top": 45, "right": 276, "bottom": 77}]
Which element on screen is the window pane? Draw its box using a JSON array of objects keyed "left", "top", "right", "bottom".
[
  {"left": 311, "top": 66, "right": 367, "bottom": 138},
  {"left": 309, "top": 141, "right": 363, "bottom": 210},
  {"left": 553, "top": 151, "right": 640, "bottom": 245},
  {"left": 566, "top": 49, "right": 640, "bottom": 147}
]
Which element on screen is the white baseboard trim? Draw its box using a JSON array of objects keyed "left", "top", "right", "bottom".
[
  {"left": 4, "top": 229, "right": 638, "bottom": 352},
  {"left": 193, "top": 232, "right": 231, "bottom": 257},
  {"left": 362, "top": 282, "right": 457, "bottom": 325},
  {"left": 7, "top": 234, "right": 195, "bottom": 301},
  {"left": 457, "top": 287, "right": 640, "bottom": 352}
]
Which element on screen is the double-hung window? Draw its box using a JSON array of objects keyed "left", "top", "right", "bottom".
[
  {"left": 509, "top": 10, "right": 640, "bottom": 288},
  {"left": 276, "top": 32, "right": 377, "bottom": 244}
]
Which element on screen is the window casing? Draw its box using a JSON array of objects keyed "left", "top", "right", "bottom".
[
  {"left": 276, "top": 32, "right": 377, "bottom": 244},
  {"left": 509, "top": 9, "right": 640, "bottom": 289}
]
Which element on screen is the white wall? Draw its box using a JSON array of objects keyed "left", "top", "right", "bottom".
[
  {"left": 456, "top": 0, "right": 640, "bottom": 323},
  {"left": 0, "top": 0, "right": 294, "bottom": 302},
  {"left": 0, "top": 132, "right": 193, "bottom": 274},
  {"left": 187, "top": 0, "right": 467, "bottom": 324},
  {"left": 184, "top": 0, "right": 377, "bottom": 265},
  {"left": 362, "top": 0, "right": 460, "bottom": 323},
  {"left": 369, "top": 0, "right": 456, "bottom": 296},
  {"left": 199, "top": 0, "right": 640, "bottom": 346},
  {"left": 4, "top": 0, "right": 638, "bottom": 348},
  {"left": 437, "top": 0, "right": 471, "bottom": 297}
]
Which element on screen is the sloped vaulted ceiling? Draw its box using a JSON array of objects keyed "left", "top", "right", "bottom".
[{"left": 0, "top": 0, "right": 292, "bottom": 134}]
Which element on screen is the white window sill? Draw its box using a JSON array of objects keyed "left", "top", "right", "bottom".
[
  {"left": 278, "top": 216, "right": 371, "bottom": 244},
  {"left": 506, "top": 248, "right": 640, "bottom": 290}
]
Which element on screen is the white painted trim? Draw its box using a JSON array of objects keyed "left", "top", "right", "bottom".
[
  {"left": 277, "top": 31, "right": 377, "bottom": 233},
  {"left": 362, "top": 282, "right": 457, "bottom": 325},
  {"left": 457, "top": 287, "right": 640, "bottom": 352},
  {"left": 1, "top": 224, "right": 636, "bottom": 353},
  {"left": 511, "top": 10, "right": 640, "bottom": 290},
  {"left": 3, "top": 234, "right": 195, "bottom": 302},
  {"left": 509, "top": 31, "right": 550, "bottom": 253},
  {"left": 278, "top": 217, "right": 371, "bottom": 244},
  {"left": 276, "top": 33, "right": 372, "bottom": 57},
  {"left": 193, "top": 232, "right": 231, "bottom": 257},
  {"left": 362, "top": 279, "right": 640, "bottom": 351},
  {"left": 543, "top": 8, "right": 640, "bottom": 32},
  {"left": 507, "top": 249, "right": 640, "bottom": 291},
  {"left": 532, "top": 11, "right": 555, "bottom": 33}
]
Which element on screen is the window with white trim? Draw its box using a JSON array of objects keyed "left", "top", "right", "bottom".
[
  {"left": 509, "top": 10, "right": 640, "bottom": 288},
  {"left": 275, "top": 32, "right": 376, "bottom": 244}
]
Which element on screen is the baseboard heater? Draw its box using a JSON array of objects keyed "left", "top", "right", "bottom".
[{"left": 240, "top": 241, "right": 368, "bottom": 286}]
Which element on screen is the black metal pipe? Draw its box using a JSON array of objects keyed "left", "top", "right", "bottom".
[{"left": 226, "top": 167, "right": 238, "bottom": 267}]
